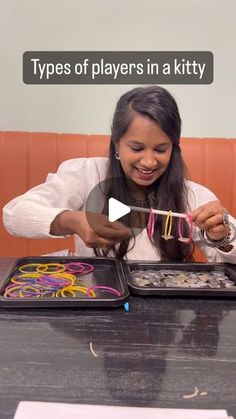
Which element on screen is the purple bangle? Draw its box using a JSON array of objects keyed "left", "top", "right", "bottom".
[{"left": 37, "top": 275, "right": 72, "bottom": 287}]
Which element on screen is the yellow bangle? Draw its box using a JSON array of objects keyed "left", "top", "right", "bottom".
[
  {"left": 162, "top": 210, "right": 174, "bottom": 240},
  {"left": 18, "top": 263, "right": 45, "bottom": 273},
  {"left": 11, "top": 273, "right": 44, "bottom": 284},
  {"left": 18, "top": 263, "right": 66, "bottom": 274},
  {"left": 56, "top": 285, "right": 96, "bottom": 298},
  {"left": 37, "top": 263, "right": 65, "bottom": 274},
  {"left": 57, "top": 289, "right": 76, "bottom": 298},
  {"left": 49, "top": 272, "right": 76, "bottom": 283},
  {"left": 4, "top": 285, "right": 21, "bottom": 297}
]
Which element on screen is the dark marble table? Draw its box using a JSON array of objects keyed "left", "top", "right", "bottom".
[{"left": 0, "top": 258, "right": 236, "bottom": 419}]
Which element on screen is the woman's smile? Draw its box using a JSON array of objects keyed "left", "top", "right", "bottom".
[{"left": 134, "top": 167, "right": 158, "bottom": 181}]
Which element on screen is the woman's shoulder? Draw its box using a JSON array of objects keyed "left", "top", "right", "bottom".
[
  {"left": 185, "top": 179, "right": 218, "bottom": 209},
  {"left": 185, "top": 179, "right": 215, "bottom": 194},
  {"left": 58, "top": 156, "right": 109, "bottom": 171},
  {"left": 55, "top": 157, "right": 109, "bottom": 179}
]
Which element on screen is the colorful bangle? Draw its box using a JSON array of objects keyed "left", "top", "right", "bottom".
[
  {"left": 64, "top": 262, "right": 94, "bottom": 275},
  {"left": 5, "top": 271, "right": 77, "bottom": 298},
  {"left": 18, "top": 263, "right": 66, "bottom": 274},
  {"left": 4, "top": 284, "right": 41, "bottom": 298},
  {"left": 56, "top": 285, "right": 95, "bottom": 298},
  {"left": 11, "top": 273, "right": 42, "bottom": 284},
  {"left": 45, "top": 272, "right": 76, "bottom": 283},
  {"left": 5, "top": 260, "right": 123, "bottom": 300},
  {"left": 178, "top": 213, "right": 193, "bottom": 244},
  {"left": 12, "top": 272, "right": 75, "bottom": 287},
  {"left": 4, "top": 284, "right": 21, "bottom": 298},
  {"left": 86, "top": 285, "right": 121, "bottom": 297},
  {"left": 18, "top": 263, "right": 45, "bottom": 273},
  {"left": 37, "top": 263, "right": 65, "bottom": 274},
  {"left": 18, "top": 285, "right": 43, "bottom": 298}
]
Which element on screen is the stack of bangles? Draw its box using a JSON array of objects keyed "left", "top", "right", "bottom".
[
  {"left": 199, "top": 208, "right": 236, "bottom": 248},
  {"left": 148, "top": 209, "right": 193, "bottom": 243},
  {"left": 4, "top": 262, "right": 121, "bottom": 299}
]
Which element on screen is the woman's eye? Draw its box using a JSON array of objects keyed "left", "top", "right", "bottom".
[
  {"left": 155, "top": 149, "right": 166, "bottom": 153},
  {"left": 129, "top": 146, "right": 168, "bottom": 153},
  {"left": 130, "top": 147, "right": 143, "bottom": 152}
]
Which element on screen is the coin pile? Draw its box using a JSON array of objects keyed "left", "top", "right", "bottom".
[{"left": 130, "top": 269, "right": 235, "bottom": 289}]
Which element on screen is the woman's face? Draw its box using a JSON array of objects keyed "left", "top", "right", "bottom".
[{"left": 116, "top": 114, "right": 173, "bottom": 189}]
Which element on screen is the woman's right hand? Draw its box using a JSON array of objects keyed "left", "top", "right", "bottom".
[{"left": 55, "top": 210, "right": 132, "bottom": 248}]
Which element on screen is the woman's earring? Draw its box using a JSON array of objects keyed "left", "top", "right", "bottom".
[{"left": 115, "top": 151, "right": 120, "bottom": 160}]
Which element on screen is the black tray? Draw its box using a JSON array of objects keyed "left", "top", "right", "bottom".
[
  {"left": 124, "top": 261, "right": 236, "bottom": 297},
  {"left": 0, "top": 256, "right": 129, "bottom": 308}
]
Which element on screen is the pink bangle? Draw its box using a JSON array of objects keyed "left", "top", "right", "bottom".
[
  {"left": 64, "top": 262, "right": 94, "bottom": 275},
  {"left": 147, "top": 208, "right": 155, "bottom": 240},
  {"left": 86, "top": 285, "right": 121, "bottom": 297},
  {"left": 178, "top": 213, "right": 193, "bottom": 244}
]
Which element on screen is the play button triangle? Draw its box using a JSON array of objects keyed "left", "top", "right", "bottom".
[{"left": 108, "top": 198, "right": 131, "bottom": 222}]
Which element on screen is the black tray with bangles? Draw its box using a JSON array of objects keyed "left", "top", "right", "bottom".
[
  {"left": 124, "top": 261, "right": 236, "bottom": 297},
  {"left": 1, "top": 257, "right": 236, "bottom": 307},
  {"left": 0, "top": 256, "right": 129, "bottom": 308}
]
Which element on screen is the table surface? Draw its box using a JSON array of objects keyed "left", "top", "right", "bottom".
[{"left": 0, "top": 258, "right": 236, "bottom": 419}]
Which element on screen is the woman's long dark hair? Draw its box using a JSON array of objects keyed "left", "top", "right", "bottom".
[{"left": 94, "top": 86, "right": 194, "bottom": 261}]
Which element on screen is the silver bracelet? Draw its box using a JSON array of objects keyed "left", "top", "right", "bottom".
[
  {"left": 222, "top": 208, "right": 230, "bottom": 227},
  {"left": 199, "top": 221, "right": 236, "bottom": 248}
]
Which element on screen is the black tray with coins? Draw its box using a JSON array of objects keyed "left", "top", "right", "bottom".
[
  {"left": 124, "top": 261, "right": 236, "bottom": 297},
  {"left": 0, "top": 256, "right": 129, "bottom": 308}
]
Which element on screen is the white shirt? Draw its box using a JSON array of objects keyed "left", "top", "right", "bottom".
[{"left": 3, "top": 157, "right": 236, "bottom": 263}]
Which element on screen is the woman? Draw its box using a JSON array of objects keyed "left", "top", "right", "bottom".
[{"left": 3, "top": 86, "right": 236, "bottom": 262}]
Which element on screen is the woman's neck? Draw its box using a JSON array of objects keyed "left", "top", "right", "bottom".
[{"left": 126, "top": 179, "right": 147, "bottom": 202}]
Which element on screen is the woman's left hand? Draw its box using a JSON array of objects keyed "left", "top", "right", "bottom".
[{"left": 190, "top": 200, "right": 228, "bottom": 241}]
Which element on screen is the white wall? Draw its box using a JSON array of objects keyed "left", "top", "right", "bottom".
[{"left": 0, "top": 0, "right": 235, "bottom": 137}]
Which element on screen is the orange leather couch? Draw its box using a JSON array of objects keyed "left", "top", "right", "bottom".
[{"left": 1, "top": 131, "right": 236, "bottom": 260}]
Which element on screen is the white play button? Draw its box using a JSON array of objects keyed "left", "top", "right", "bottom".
[
  {"left": 108, "top": 198, "right": 131, "bottom": 222},
  {"left": 85, "top": 178, "right": 142, "bottom": 238}
]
